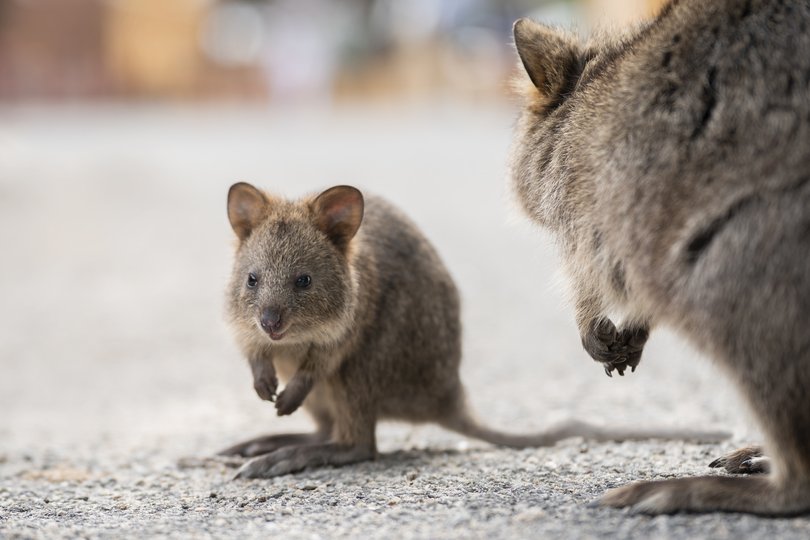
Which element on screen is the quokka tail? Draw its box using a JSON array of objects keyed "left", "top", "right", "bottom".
[{"left": 441, "top": 410, "right": 729, "bottom": 448}]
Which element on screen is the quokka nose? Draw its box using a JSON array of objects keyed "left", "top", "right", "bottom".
[{"left": 260, "top": 308, "right": 283, "bottom": 331}]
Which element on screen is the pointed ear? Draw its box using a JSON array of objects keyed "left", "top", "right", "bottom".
[
  {"left": 513, "top": 18, "right": 583, "bottom": 99},
  {"left": 227, "top": 182, "right": 269, "bottom": 241},
  {"left": 310, "top": 185, "right": 364, "bottom": 251}
]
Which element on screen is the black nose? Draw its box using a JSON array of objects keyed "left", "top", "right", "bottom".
[{"left": 260, "top": 308, "right": 283, "bottom": 332}]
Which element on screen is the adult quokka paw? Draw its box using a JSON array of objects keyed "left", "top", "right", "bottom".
[
  {"left": 582, "top": 319, "right": 649, "bottom": 377},
  {"left": 709, "top": 445, "right": 770, "bottom": 474}
]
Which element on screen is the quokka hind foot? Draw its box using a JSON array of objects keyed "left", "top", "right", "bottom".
[
  {"left": 233, "top": 442, "right": 374, "bottom": 480},
  {"left": 709, "top": 445, "right": 770, "bottom": 474},
  {"left": 599, "top": 476, "right": 810, "bottom": 516},
  {"left": 217, "top": 432, "right": 327, "bottom": 459}
]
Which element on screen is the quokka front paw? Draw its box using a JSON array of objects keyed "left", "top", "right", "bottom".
[
  {"left": 274, "top": 374, "right": 313, "bottom": 416},
  {"left": 253, "top": 373, "right": 278, "bottom": 402},
  {"left": 581, "top": 319, "right": 649, "bottom": 377},
  {"left": 250, "top": 359, "right": 278, "bottom": 402},
  {"left": 274, "top": 389, "right": 303, "bottom": 416}
]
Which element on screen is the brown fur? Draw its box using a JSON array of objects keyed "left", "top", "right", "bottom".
[
  {"left": 219, "top": 183, "right": 725, "bottom": 479},
  {"left": 510, "top": 0, "right": 810, "bottom": 515},
  {"left": 709, "top": 445, "right": 770, "bottom": 474}
]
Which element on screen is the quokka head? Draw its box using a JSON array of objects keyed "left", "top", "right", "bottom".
[
  {"left": 509, "top": 18, "right": 590, "bottom": 226},
  {"left": 226, "top": 182, "right": 364, "bottom": 346}
]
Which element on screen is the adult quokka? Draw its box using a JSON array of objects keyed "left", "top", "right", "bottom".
[{"left": 510, "top": 0, "right": 810, "bottom": 515}]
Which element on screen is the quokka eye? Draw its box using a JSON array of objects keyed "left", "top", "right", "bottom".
[
  {"left": 294, "top": 275, "right": 312, "bottom": 289},
  {"left": 246, "top": 273, "right": 258, "bottom": 288}
]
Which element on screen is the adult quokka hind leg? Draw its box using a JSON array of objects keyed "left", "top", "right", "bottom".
[{"left": 601, "top": 190, "right": 810, "bottom": 515}]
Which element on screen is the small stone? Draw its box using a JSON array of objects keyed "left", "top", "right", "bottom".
[{"left": 515, "top": 508, "right": 548, "bottom": 522}]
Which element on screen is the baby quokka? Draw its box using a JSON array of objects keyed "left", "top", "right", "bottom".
[{"left": 220, "top": 183, "right": 720, "bottom": 479}]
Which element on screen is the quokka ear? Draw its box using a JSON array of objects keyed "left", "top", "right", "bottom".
[
  {"left": 227, "top": 182, "right": 269, "bottom": 241},
  {"left": 310, "top": 185, "right": 364, "bottom": 251},
  {"left": 513, "top": 18, "right": 583, "bottom": 99}
]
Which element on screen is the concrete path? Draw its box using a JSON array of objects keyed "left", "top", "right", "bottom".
[{"left": 0, "top": 103, "right": 806, "bottom": 538}]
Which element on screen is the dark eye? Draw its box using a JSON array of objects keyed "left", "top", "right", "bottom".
[
  {"left": 246, "top": 273, "right": 258, "bottom": 288},
  {"left": 294, "top": 275, "right": 312, "bottom": 289}
]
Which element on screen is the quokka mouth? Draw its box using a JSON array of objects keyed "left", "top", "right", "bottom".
[{"left": 255, "top": 320, "right": 290, "bottom": 342}]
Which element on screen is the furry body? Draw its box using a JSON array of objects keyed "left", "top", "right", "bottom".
[
  {"left": 510, "top": 0, "right": 810, "bottom": 515},
  {"left": 221, "top": 183, "right": 723, "bottom": 479}
]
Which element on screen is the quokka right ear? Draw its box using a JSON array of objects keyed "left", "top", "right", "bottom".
[
  {"left": 227, "top": 182, "right": 269, "bottom": 241},
  {"left": 513, "top": 18, "right": 584, "bottom": 100},
  {"left": 310, "top": 185, "right": 364, "bottom": 252}
]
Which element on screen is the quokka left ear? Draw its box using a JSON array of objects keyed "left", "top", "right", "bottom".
[
  {"left": 310, "top": 185, "right": 364, "bottom": 251},
  {"left": 513, "top": 18, "right": 584, "bottom": 100},
  {"left": 227, "top": 182, "right": 269, "bottom": 241}
]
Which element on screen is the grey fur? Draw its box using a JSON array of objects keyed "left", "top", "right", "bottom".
[
  {"left": 220, "top": 183, "right": 725, "bottom": 479},
  {"left": 510, "top": 0, "right": 810, "bottom": 515}
]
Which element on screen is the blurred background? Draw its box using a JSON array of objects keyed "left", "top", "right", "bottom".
[
  {"left": 0, "top": 0, "right": 667, "bottom": 103},
  {"left": 1, "top": 0, "right": 745, "bottom": 468}
]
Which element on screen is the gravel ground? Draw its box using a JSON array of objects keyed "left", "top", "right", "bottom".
[{"left": 1, "top": 103, "right": 808, "bottom": 539}]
